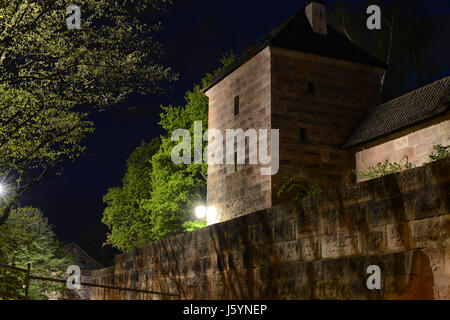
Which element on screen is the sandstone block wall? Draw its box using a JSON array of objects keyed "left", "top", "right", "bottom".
[
  {"left": 205, "top": 46, "right": 384, "bottom": 222},
  {"left": 205, "top": 47, "right": 272, "bottom": 222},
  {"left": 91, "top": 159, "right": 449, "bottom": 300},
  {"left": 356, "top": 120, "right": 450, "bottom": 182},
  {"left": 270, "top": 47, "right": 384, "bottom": 204}
]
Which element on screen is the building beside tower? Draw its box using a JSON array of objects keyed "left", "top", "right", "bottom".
[{"left": 203, "top": 1, "right": 450, "bottom": 223}]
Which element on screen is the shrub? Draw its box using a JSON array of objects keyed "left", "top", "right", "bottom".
[
  {"left": 429, "top": 145, "right": 449, "bottom": 162},
  {"left": 182, "top": 220, "right": 207, "bottom": 233},
  {"left": 353, "top": 155, "right": 413, "bottom": 180},
  {"left": 277, "top": 175, "right": 322, "bottom": 201}
]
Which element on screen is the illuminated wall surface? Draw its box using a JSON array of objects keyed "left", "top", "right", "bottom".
[
  {"left": 356, "top": 120, "right": 450, "bottom": 182},
  {"left": 91, "top": 159, "right": 449, "bottom": 300}
]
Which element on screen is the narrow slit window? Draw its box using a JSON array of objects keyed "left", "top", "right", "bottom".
[
  {"left": 308, "top": 82, "right": 315, "bottom": 94},
  {"left": 234, "top": 96, "right": 240, "bottom": 116},
  {"left": 299, "top": 128, "right": 308, "bottom": 143},
  {"left": 234, "top": 151, "right": 238, "bottom": 172}
]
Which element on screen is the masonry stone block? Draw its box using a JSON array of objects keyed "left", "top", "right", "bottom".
[
  {"left": 410, "top": 215, "right": 450, "bottom": 249},
  {"left": 434, "top": 276, "right": 450, "bottom": 300},
  {"left": 361, "top": 227, "right": 387, "bottom": 254},
  {"left": 385, "top": 222, "right": 412, "bottom": 251},
  {"left": 319, "top": 207, "right": 347, "bottom": 235},
  {"left": 345, "top": 203, "right": 368, "bottom": 229},
  {"left": 312, "top": 279, "right": 349, "bottom": 300},
  {"left": 412, "top": 187, "right": 445, "bottom": 219},
  {"left": 424, "top": 158, "right": 450, "bottom": 186},
  {"left": 296, "top": 203, "right": 321, "bottom": 238},
  {"left": 321, "top": 233, "right": 361, "bottom": 259},
  {"left": 273, "top": 241, "right": 300, "bottom": 263},
  {"left": 298, "top": 237, "right": 321, "bottom": 262},
  {"left": 342, "top": 182, "right": 374, "bottom": 206}
]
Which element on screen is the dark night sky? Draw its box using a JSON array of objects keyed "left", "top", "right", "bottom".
[{"left": 21, "top": 0, "right": 450, "bottom": 252}]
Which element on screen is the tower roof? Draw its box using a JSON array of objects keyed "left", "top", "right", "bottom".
[{"left": 203, "top": 6, "right": 387, "bottom": 93}]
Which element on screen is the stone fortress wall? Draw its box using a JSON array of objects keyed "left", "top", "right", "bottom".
[{"left": 91, "top": 159, "right": 449, "bottom": 300}]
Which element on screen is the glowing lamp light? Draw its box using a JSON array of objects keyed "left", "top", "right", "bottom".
[
  {"left": 206, "top": 206, "right": 218, "bottom": 226},
  {"left": 195, "top": 205, "right": 218, "bottom": 226},
  {"left": 195, "top": 206, "right": 207, "bottom": 219}
]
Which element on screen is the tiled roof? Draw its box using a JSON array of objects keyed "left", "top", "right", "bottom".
[
  {"left": 343, "top": 76, "right": 450, "bottom": 148},
  {"left": 203, "top": 6, "right": 386, "bottom": 92}
]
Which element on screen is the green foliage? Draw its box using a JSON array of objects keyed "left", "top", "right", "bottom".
[
  {"left": 0, "top": 0, "right": 176, "bottom": 224},
  {"left": 142, "top": 53, "right": 234, "bottom": 241},
  {"left": 0, "top": 217, "right": 25, "bottom": 300},
  {"left": 142, "top": 88, "right": 209, "bottom": 240},
  {"left": 277, "top": 175, "right": 322, "bottom": 201},
  {"left": 0, "top": 84, "right": 93, "bottom": 179},
  {"left": 102, "top": 138, "right": 161, "bottom": 252},
  {"left": 182, "top": 219, "right": 207, "bottom": 233},
  {"left": 0, "top": 0, "right": 176, "bottom": 108},
  {"left": 353, "top": 156, "right": 414, "bottom": 180},
  {"left": 429, "top": 145, "right": 449, "bottom": 162},
  {"left": 0, "top": 207, "right": 74, "bottom": 300},
  {"left": 102, "top": 53, "right": 234, "bottom": 250}
]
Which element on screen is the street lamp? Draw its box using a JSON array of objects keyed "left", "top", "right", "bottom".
[
  {"left": 206, "top": 206, "right": 217, "bottom": 226},
  {"left": 195, "top": 206, "right": 207, "bottom": 219},
  {"left": 195, "top": 205, "right": 218, "bottom": 226}
]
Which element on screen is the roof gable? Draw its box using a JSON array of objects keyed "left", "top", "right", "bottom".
[{"left": 64, "top": 243, "right": 103, "bottom": 270}]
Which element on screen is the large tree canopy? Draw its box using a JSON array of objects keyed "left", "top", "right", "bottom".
[
  {"left": 0, "top": 85, "right": 93, "bottom": 202},
  {"left": 0, "top": 0, "right": 176, "bottom": 225},
  {"left": 0, "top": 0, "right": 176, "bottom": 107}
]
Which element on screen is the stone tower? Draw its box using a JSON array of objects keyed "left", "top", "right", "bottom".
[{"left": 203, "top": 3, "right": 386, "bottom": 223}]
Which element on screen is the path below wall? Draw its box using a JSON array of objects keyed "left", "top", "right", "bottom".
[{"left": 91, "top": 159, "right": 449, "bottom": 300}]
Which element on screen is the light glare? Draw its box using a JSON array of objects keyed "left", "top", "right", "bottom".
[
  {"left": 195, "top": 206, "right": 207, "bottom": 219},
  {"left": 206, "top": 206, "right": 218, "bottom": 226}
]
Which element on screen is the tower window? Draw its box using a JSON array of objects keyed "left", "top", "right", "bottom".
[
  {"left": 299, "top": 128, "right": 308, "bottom": 143},
  {"left": 308, "top": 82, "right": 315, "bottom": 94},
  {"left": 234, "top": 96, "right": 240, "bottom": 116},
  {"left": 234, "top": 151, "right": 238, "bottom": 172}
]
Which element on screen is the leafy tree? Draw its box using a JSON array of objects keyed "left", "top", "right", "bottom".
[
  {"left": 0, "top": 85, "right": 93, "bottom": 225},
  {"left": 328, "top": 0, "right": 442, "bottom": 101},
  {"left": 0, "top": 206, "right": 74, "bottom": 300},
  {"left": 141, "top": 53, "right": 234, "bottom": 241},
  {"left": 0, "top": 0, "right": 175, "bottom": 107},
  {"left": 0, "top": 0, "right": 176, "bottom": 225},
  {"left": 102, "top": 138, "right": 161, "bottom": 252},
  {"left": 0, "top": 214, "right": 24, "bottom": 299},
  {"left": 102, "top": 53, "right": 234, "bottom": 250}
]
